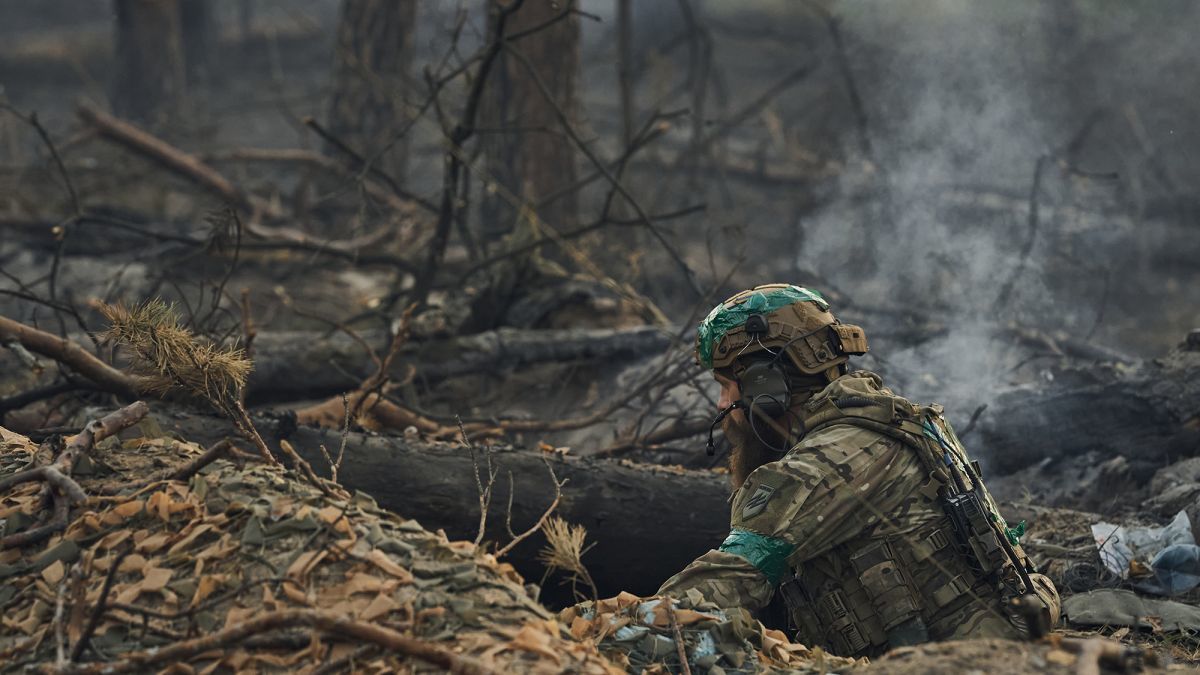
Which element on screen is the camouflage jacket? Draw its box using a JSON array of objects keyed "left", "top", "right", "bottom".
[{"left": 658, "top": 371, "right": 1060, "bottom": 657}]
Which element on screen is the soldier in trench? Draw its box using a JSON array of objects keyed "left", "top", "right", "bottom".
[{"left": 656, "top": 283, "right": 1060, "bottom": 658}]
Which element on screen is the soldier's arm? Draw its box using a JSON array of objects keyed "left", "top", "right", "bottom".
[
  {"left": 656, "top": 550, "right": 775, "bottom": 610},
  {"left": 656, "top": 451, "right": 843, "bottom": 610},
  {"left": 655, "top": 448, "right": 845, "bottom": 612}
]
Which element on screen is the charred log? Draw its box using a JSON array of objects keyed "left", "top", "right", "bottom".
[
  {"left": 160, "top": 409, "right": 731, "bottom": 601},
  {"left": 976, "top": 340, "right": 1200, "bottom": 478},
  {"left": 243, "top": 325, "right": 674, "bottom": 403}
]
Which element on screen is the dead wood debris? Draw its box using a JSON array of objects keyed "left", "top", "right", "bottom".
[{"left": 0, "top": 402, "right": 148, "bottom": 550}]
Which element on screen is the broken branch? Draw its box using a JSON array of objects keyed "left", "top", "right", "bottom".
[
  {"left": 493, "top": 457, "right": 565, "bottom": 559},
  {"left": 0, "top": 314, "right": 139, "bottom": 398},
  {"left": 0, "top": 401, "right": 149, "bottom": 550},
  {"left": 77, "top": 101, "right": 278, "bottom": 218},
  {"left": 50, "top": 609, "right": 492, "bottom": 675}
]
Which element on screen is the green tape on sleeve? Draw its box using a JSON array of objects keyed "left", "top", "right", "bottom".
[{"left": 718, "top": 527, "right": 796, "bottom": 586}]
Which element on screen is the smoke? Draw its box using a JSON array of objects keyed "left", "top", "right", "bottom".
[{"left": 793, "top": 0, "right": 1194, "bottom": 414}]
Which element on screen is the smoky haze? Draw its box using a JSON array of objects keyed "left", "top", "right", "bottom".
[
  {"left": 0, "top": 0, "right": 1196, "bottom": 455},
  {"left": 715, "top": 1, "right": 1200, "bottom": 410}
]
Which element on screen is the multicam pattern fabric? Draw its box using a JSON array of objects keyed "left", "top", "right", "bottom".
[{"left": 659, "top": 371, "right": 1061, "bottom": 657}]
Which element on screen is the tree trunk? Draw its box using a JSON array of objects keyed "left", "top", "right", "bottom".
[
  {"left": 112, "top": 0, "right": 186, "bottom": 124},
  {"left": 479, "top": 0, "right": 581, "bottom": 241},
  {"left": 180, "top": 0, "right": 216, "bottom": 87},
  {"left": 160, "top": 410, "right": 732, "bottom": 601},
  {"left": 617, "top": 0, "right": 635, "bottom": 147},
  {"left": 327, "top": 0, "right": 416, "bottom": 182}
]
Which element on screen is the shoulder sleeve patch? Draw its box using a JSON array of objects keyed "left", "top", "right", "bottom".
[{"left": 741, "top": 484, "right": 776, "bottom": 520}]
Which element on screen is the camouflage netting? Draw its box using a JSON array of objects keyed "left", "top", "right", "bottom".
[
  {"left": 0, "top": 423, "right": 612, "bottom": 673},
  {"left": 0, "top": 417, "right": 848, "bottom": 674},
  {"left": 561, "top": 591, "right": 862, "bottom": 674}
]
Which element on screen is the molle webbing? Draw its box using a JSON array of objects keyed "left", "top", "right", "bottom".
[
  {"left": 802, "top": 398, "right": 1034, "bottom": 588},
  {"left": 804, "top": 404, "right": 944, "bottom": 474}
]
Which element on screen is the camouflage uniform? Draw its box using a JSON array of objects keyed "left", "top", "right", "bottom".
[{"left": 659, "top": 370, "right": 1061, "bottom": 658}]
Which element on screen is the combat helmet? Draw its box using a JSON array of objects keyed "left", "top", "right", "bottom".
[{"left": 696, "top": 283, "right": 868, "bottom": 379}]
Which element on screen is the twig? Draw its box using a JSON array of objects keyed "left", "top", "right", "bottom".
[
  {"left": 616, "top": 0, "right": 635, "bottom": 146},
  {"left": 239, "top": 288, "right": 257, "bottom": 363},
  {"left": 0, "top": 466, "right": 87, "bottom": 504},
  {"left": 1, "top": 497, "right": 68, "bottom": 549},
  {"left": 170, "top": 439, "right": 234, "bottom": 482},
  {"left": 76, "top": 103, "right": 404, "bottom": 266},
  {"left": 957, "top": 404, "right": 988, "bottom": 440},
  {"left": 350, "top": 304, "right": 416, "bottom": 422},
  {"left": 301, "top": 117, "right": 438, "bottom": 213},
  {"left": 0, "top": 104, "right": 80, "bottom": 215},
  {"left": 503, "top": 471, "right": 517, "bottom": 539},
  {"left": 0, "top": 380, "right": 89, "bottom": 414},
  {"left": 56, "top": 401, "right": 149, "bottom": 479},
  {"left": 596, "top": 416, "right": 710, "bottom": 457},
  {"left": 462, "top": 417, "right": 498, "bottom": 548},
  {"left": 458, "top": 203, "right": 705, "bottom": 283},
  {"left": 312, "top": 645, "right": 378, "bottom": 675},
  {"left": 801, "top": 1, "right": 871, "bottom": 160},
  {"left": 664, "top": 598, "right": 693, "bottom": 675},
  {"left": 0, "top": 103, "right": 86, "bottom": 339},
  {"left": 336, "top": 392, "right": 350, "bottom": 465},
  {"left": 69, "top": 546, "right": 131, "bottom": 662},
  {"left": 228, "top": 400, "right": 279, "bottom": 466},
  {"left": 278, "top": 439, "right": 343, "bottom": 500},
  {"left": 51, "top": 609, "right": 493, "bottom": 675},
  {"left": 319, "top": 394, "right": 352, "bottom": 484},
  {"left": 994, "top": 154, "right": 1048, "bottom": 313},
  {"left": 494, "top": 457, "right": 566, "bottom": 559},
  {"left": 205, "top": 145, "right": 430, "bottom": 215},
  {"left": 53, "top": 565, "right": 70, "bottom": 666}
]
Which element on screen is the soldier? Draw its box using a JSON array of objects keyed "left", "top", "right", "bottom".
[{"left": 658, "top": 283, "right": 1060, "bottom": 658}]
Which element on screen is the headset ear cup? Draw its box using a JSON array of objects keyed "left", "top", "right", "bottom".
[{"left": 738, "top": 360, "right": 791, "bottom": 418}]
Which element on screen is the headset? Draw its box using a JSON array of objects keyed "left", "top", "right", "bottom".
[{"left": 705, "top": 313, "right": 798, "bottom": 456}]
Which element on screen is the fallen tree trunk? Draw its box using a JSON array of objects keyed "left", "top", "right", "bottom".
[
  {"left": 158, "top": 409, "right": 731, "bottom": 601},
  {"left": 0, "top": 322, "right": 675, "bottom": 408},
  {"left": 976, "top": 338, "right": 1200, "bottom": 478},
  {"left": 244, "top": 325, "right": 676, "bottom": 403}
]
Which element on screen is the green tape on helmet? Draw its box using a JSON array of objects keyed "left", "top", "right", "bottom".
[
  {"left": 718, "top": 527, "right": 796, "bottom": 586},
  {"left": 696, "top": 285, "right": 828, "bottom": 369}
]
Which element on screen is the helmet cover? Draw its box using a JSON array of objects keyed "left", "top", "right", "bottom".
[{"left": 696, "top": 283, "right": 868, "bottom": 375}]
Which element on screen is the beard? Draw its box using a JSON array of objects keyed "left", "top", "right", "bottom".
[{"left": 723, "top": 413, "right": 782, "bottom": 490}]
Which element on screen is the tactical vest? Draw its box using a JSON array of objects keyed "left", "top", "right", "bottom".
[{"left": 776, "top": 388, "right": 1038, "bottom": 658}]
